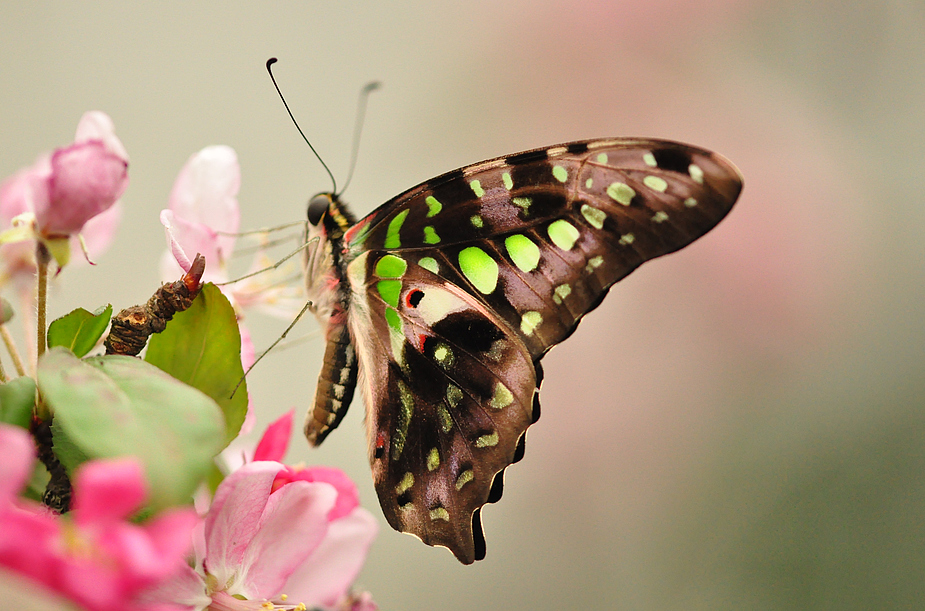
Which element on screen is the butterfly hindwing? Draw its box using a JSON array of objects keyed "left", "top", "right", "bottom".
[
  {"left": 333, "top": 138, "right": 741, "bottom": 562},
  {"left": 347, "top": 255, "right": 537, "bottom": 563}
]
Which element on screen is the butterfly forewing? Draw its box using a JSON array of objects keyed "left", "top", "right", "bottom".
[{"left": 336, "top": 138, "right": 742, "bottom": 562}]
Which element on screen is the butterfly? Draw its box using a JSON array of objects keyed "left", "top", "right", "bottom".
[{"left": 299, "top": 138, "right": 742, "bottom": 564}]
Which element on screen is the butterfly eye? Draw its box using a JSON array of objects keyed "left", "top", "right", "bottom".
[{"left": 307, "top": 194, "right": 331, "bottom": 225}]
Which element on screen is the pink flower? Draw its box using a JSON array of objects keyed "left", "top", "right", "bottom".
[
  {"left": 160, "top": 460, "right": 377, "bottom": 610},
  {"left": 0, "top": 424, "right": 197, "bottom": 611},
  {"left": 0, "top": 111, "right": 126, "bottom": 272}
]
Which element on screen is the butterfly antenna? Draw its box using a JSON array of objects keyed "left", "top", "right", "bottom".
[
  {"left": 338, "top": 81, "right": 382, "bottom": 196},
  {"left": 230, "top": 299, "right": 314, "bottom": 399},
  {"left": 266, "top": 58, "right": 338, "bottom": 194}
]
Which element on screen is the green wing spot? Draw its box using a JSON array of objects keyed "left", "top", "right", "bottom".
[
  {"left": 652, "top": 211, "right": 669, "bottom": 223},
  {"left": 643, "top": 175, "right": 668, "bottom": 192},
  {"left": 684, "top": 197, "right": 698, "bottom": 208},
  {"left": 375, "top": 254, "right": 407, "bottom": 278},
  {"left": 585, "top": 177, "right": 593, "bottom": 188},
  {"left": 520, "top": 311, "right": 542, "bottom": 336},
  {"left": 585, "top": 255, "right": 604, "bottom": 273},
  {"left": 427, "top": 447, "right": 440, "bottom": 471},
  {"left": 580, "top": 204, "right": 606, "bottom": 229},
  {"left": 446, "top": 384, "right": 463, "bottom": 409},
  {"left": 553, "top": 283, "right": 572, "bottom": 304},
  {"left": 606, "top": 182, "right": 635, "bottom": 206},
  {"left": 469, "top": 179, "right": 485, "bottom": 198},
  {"left": 547, "top": 219, "right": 580, "bottom": 251},
  {"left": 423, "top": 225, "right": 441, "bottom": 244},
  {"left": 504, "top": 234, "right": 540, "bottom": 273},
  {"left": 476, "top": 432, "right": 499, "bottom": 448},
  {"left": 470, "top": 215, "right": 484, "bottom": 228},
  {"left": 552, "top": 165, "right": 568, "bottom": 183},
  {"left": 377, "top": 280, "right": 402, "bottom": 307},
  {"left": 455, "top": 469, "right": 474, "bottom": 490},
  {"left": 425, "top": 195, "right": 442, "bottom": 217},
  {"left": 596, "top": 152, "right": 608, "bottom": 164},
  {"left": 395, "top": 471, "right": 414, "bottom": 494},
  {"left": 385, "top": 306, "right": 403, "bottom": 334},
  {"left": 502, "top": 171, "right": 513, "bottom": 190},
  {"left": 418, "top": 256, "right": 439, "bottom": 274},
  {"left": 619, "top": 233, "right": 636, "bottom": 245},
  {"left": 458, "top": 246, "right": 499, "bottom": 294},
  {"left": 512, "top": 197, "right": 532, "bottom": 212},
  {"left": 384, "top": 209, "right": 410, "bottom": 248},
  {"left": 643, "top": 152, "right": 657, "bottom": 167},
  {"left": 489, "top": 382, "right": 513, "bottom": 410},
  {"left": 689, "top": 163, "right": 704, "bottom": 184},
  {"left": 393, "top": 380, "right": 414, "bottom": 460},
  {"left": 430, "top": 507, "right": 450, "bottom": 521},
  {"left": 438, "top": 404, "right": 454, "bottom": 432}
]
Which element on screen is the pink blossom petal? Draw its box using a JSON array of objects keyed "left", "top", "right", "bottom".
[
  {"left": 0, "top": 165, "right": 47, "bottom": 222},
  {"left": 71, "top": 458, "right": 147, "bottom": 526},
  {"left": 75, "top": 200, "right": 122, "bottom": 261},
  {"left": 279, "top": 507, "right": 378, "bottom": 608},
  {"left": 0, "top": 424, "right": 36, "bottom": 502},
  {"left": 253, "top": 410, "right": 293, "bottom": 463},
  {"left": 168, "top": 146, "right": 240, "bottom": 261},
  {"left": 203, "top": 462, "right": 282, "bottom": 581},
  {"left": 237, "top": 480, "right": 336, "bottom": 599},
  {"left": 274, "top": 466, "right": 359, "bottom": 521},
  {"left": 74, "top": 111, "right": 129, "bottom": 162},
  {"left": 37, "top": 141, "right": 128, "bottom": 236}
]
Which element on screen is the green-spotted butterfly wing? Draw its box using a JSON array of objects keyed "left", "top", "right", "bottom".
[{"left": 303, "top": 138, "right": 742, "bottom": 564}]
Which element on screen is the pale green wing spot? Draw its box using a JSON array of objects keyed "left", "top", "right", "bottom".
[
  {"left": 384, "top": 306, "right": 403, "bottom": 334},
  {"left": 458, "top": 246, "right": 499, "bottom": 294},
  {"left": 643, "top": 152, "right": 657, "bottom": 167},
  {"left": 393, "top": 381, "right": 414, "bottom": 460},
  {"left": 596, "top": 152, "right": 608, "bottom": 164},
  {"left": 418, "top": 256, "right": 439, "bottom": 274},
  {"left": 606, "top": 182, "right": 635, "bottom": 206},
  {"left": 585, "top": 255, "right": 604, "bottom": 273},
  {"left": 652, "top": 211, "right": 669, "bottom": 223},
  {"left": 446, "top": 384, "right": 463, "bottom": 408},
  {"left": 425, "top": 195, "right": 442, "bottom": 217},
  {"left": 423, "top": 226, "right": 440, "bottom": 244},
  {"left": 476, "top": 432, "right": 499, "bottom": 448},
  {"left": 585, "top": 177, "right": 593, "bottom": 188},
  {"left": 502, "top": 171, "right": 513, "bottom": 190},
  {"left": 438, "top": 404, "right": 453, "bottom": 433},
  {"left": 489, "top": 382, "right": 513, "bottom": 410},
  {"left": 377, "top": 280, "right": 402, "bottom": 307},
  {"left": 643, "top": 175, "right": 668, "bottom": 192},
  {"left": 684, "top": 197, "right": 698, "bottom": 208},
  {"left": 430, "top": 507, "right": 450, "bottom": 521},
  {"left": 689, "top": 163, "right": 704, "bottom": 184},
  {"left": 426, "top": 448, "right": 440, "bottom": 471},
  {"left": 375, "top": 254, "right": 407, "bottom": 278},
  {"left": 470, "top": 215, "right": 484, "bottom": 228},
  {"left": 547, "top": 219, "right": 580, "bottom": 251},
  {"left": 552, "top": 165, "right": 568, "bottom": 183},
  {"left": 469, "top": 179, "right": 485, "bottom": 198},
  {"left": 512, "top": 197, "right": 532, "bottom": 212},
  {"left": 520, "top": 311, "right": 542, "bottom": 335},
  {"left": 455, "top": 469, "right": 474, "bottom": 490},
  {"left": 504, "top": 234, "right": 540, "bottom": 273},
  {"left": 553, "top": 283, "right": 571, "bottom": 305},
  {"left": 395, "top": 471, "right": 414, "bottom": 494},
  {"left": 580, "top": 204, "right": 606, "bottom": 229},
  {"left": 433, "top": 342, "right": 455, "bottom": 370},
  {"left": 619, "top": 233, "right": 636, "bottom": 245},
  {"left": 384, "top": 209, "right": 410, "bottom": 249}
]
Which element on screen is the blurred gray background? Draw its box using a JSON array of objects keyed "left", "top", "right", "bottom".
[{"left": 3, "top": 1, "right": 924, "bottom": 609}]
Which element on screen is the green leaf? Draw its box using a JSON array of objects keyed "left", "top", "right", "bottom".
[
  {"left": 145, "top": 283, "right": 248, "bottom": 445},
  {"left": 37, "top": 347, "right": 226, "bottom": 511},
  {"left": 0, "top": 376, "right": 36, "bottom": 429},
  {"left": 47, "top": 304, "right": 113, "bottom": 357}
]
